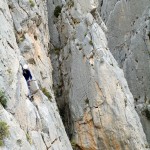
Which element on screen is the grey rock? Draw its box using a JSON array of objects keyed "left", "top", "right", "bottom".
[
  {"left": 48, "top": 0, "right": 149, "bottom": 149},
  {"left": 98, "top": 0, "right": 150, "bottom": 143},
  {"left": 0, "top": 0, "right": 72, "bottom": 149}
]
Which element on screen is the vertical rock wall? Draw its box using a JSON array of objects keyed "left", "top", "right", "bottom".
[
  {"left": 48, "top": 0, "right": 149, "bottom": 149},
  {"left": 98, "top": 0, "right": 150, "bottom": 143},
  {"left": 0, "top": 0, "right": 72, "bottom": 149}
]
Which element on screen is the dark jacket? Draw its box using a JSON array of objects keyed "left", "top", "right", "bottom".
[{"left": 23, "top": 69, "right": 32, "bottom": 81}]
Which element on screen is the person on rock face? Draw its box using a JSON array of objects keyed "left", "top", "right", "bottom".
[
  {"left": 22, "top": 64, "right": 32, "bottom": 97},
  {"left": 22, "top": 64, "right": 32, "bottom": 83}
]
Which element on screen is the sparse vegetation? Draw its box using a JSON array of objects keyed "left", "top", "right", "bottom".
[
  {"left": 85, "top": 98, "right": 89, "bottom": 104},
  {"left": 0, "top": 121, "right": 9, "bottom": 146},
  {"left": 70, "top": 139, "right": 77, "bottom": 149},
  {"left": 0, "top": 90, "right": 7, "bottom": 108},
  {"left": 29, "top": 0, "right": 35, "bottom": 7},
  {"left": 26, "top": 133, "right": 32, "bottom": 144},
  {"left": 67, "top": 0, "right": 74, "bottom": 8},
  {"left": 27, "top": 58, "right": 36, "bottom": 65},
  {"left": 16, "top": 34, "right": 25, "bottom": 44},
  {"left": 19, "top": 35, "right": 25, "bottom": 42},
  {"left": 54, "top": 6, "right": 62, "bottom": 18},
  {"left": 89, "top": 40, "right": 93, "bottom": 46},
  {"left": 41, "top": 87, "right": 52, "bottom": 101},
  {"left": 53, "top": 47, "right": 61, "bottom": 55},
  {"left": 7, "top": 68, "right": 12, "bottom": 74},
  {"left": 84, "top": 32, "right": 87, "bottom": 37}
]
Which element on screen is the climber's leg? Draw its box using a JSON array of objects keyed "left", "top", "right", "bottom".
[{"left": 27, "top": 80, "right": 31, "bottom": 98}]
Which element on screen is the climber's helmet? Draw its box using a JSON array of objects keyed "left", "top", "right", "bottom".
[{"left": 23, "top": 64, "right": 28, "bottom": 70}]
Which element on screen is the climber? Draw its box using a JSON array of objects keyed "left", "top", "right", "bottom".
[
  {"left": 22, "top": 64, "right": 32, "bottom": 83},
  {"left": 22, "top": 64, "right": 33, "bottom": 98}
]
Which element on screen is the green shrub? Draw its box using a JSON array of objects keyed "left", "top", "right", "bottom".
[
  {"left": 0, "top": 91, "right": 7, "bottom": 108},
  {"left": 54, "top": 47, "right": 61, "bottom": 55},
  {"left": 29, "top": 0, "right": 35, "bottom": 7},
  {"left": 85, "top": 98, "right": 89, "bottom": 104},
  {"left": 70, "top": 139, "right": 77, "bottom": 149},
  {"left": 54, "top": 6, "right": 62, "bottom": 18},
  {"left": 67, "top": 0, "right": 74, "bottom": 7},
  {"left": 7, "top": 68, "right": 12, "bottom": 74},
  {"left": 89, "top": 40, "right": 93, "bottom": 46},
  {"left": 84, "top": 32, "right": 87, "bottom": 37},
  {"left": 26, "top": 133, "right": 32, "bottom": 144},
  {"left": 19, "top": 37, "right": 25, "bottom": 43},
  {"left": 41, "top": 87, "right": 52, "bottom": 101},
  {"left": 0, "top": 121, "right": 9, "bottom": 146}
]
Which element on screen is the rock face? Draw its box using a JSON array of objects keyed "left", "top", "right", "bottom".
[
  {"left": 98, "top": 0, "right": 150, "bottom": 143},
  {"left": 48, "top": 0, "right": 149, "bottom": 149},
  {"left": 0, "top": 0, "right": 72, "bottom": 149},
  {"left": 1, "top": 0, "right": 150, "bottom": 149}
]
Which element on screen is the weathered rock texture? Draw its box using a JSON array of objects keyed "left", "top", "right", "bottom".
[
  {"left": 98, "top": 0, "right": 150, "bottom": 143},
  {"left": 48, "top": 0, "right": 149, "bottom": 149},
  {"left": 1, "top": 0, "right": 150, "bottom": 149},
  {"left": 0, "top": 0, "right": 72, "bottom": 149}
]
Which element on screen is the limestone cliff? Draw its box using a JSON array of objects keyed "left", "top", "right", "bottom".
[
  {"left": 48, "top": 0, "right": 149, "bottom": 149},
  {"left": 0, "top": 0, "right": 150, "bottom": 150},
  {"left": 0, "top": 0, "right": 72, "bottom": 149},
  {"left": 98, "top": 0, "right": 150, "bottom": 143}
]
